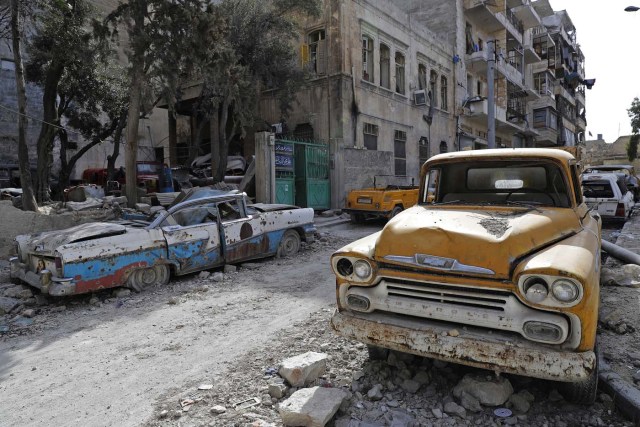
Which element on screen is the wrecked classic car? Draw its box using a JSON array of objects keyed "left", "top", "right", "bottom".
[
  {"left": 330, "top": 148, "right": 601, "bottom": 403},
  {"left": 10, "top": 192, "right": 315, "bottom": 296}
]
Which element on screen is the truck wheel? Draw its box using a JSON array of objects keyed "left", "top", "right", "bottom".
[
  {"left": 367, "top": 345, "right": 389, "bottom": 361},
  {"left": 128, "top": 265, "right": 170, "bottom": 292},
  {"left": 277, "top": 230, "right": 301, "bottom": 258},
  {"left": 350, "top": 213, "right": 364, "bottom": 224},
  {"left": 558, "top": 345, "right": 599, "bottom": 404},
  {"left": 390, "top": 206, "right": 403, "bottom": 219}
]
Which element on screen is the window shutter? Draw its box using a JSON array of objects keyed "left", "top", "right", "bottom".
[
  {"left": 300, "top": 44, "right": 310, "bottom": 68},
  {"left": 316, "top": 39, "right": 327, "bottom": 75}
]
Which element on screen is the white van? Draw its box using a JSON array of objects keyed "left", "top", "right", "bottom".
[{"left": 581, "top": 173, "right": 634, "bottom": 220}]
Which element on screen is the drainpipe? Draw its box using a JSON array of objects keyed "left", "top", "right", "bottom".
[{"left": 487, "top": 39, "right": 496, "bottom": 149}]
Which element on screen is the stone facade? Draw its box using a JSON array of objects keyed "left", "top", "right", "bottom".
[{"left": 583, "top": 136, "right": 640, "bottom": 170}]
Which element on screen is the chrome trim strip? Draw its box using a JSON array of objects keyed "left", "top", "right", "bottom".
[{"left": 384, "top": 254, "right": 495, "bottom": 275}]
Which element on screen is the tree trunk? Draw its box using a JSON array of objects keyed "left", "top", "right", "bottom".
[
  {"left": 107, "top": 113, "right": 126, "bottom": 180},
  {"left": 189, "top": 115, "right": 208, "bottom": 166},
  {"left": 10, "top": 0, "right": 37, "bottom": 211},
  {"left": 35, "top": 61, "right": 64, "bottom": 203},
  {"left": 210, "top": 104, "right": 219, "bottom": 179},
  {"left": 214, "top": 97, "right": 231, "bottom": 183},
  {"left": 57, "top": 129, "right": 71, "bottom": 199},
  {"left": 124, "top": 3, "right": 147, "bottom": 208}
]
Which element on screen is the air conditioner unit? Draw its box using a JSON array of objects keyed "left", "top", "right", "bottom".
[{"left": 414, "top": 90, "right": 427, "bottom": 106}]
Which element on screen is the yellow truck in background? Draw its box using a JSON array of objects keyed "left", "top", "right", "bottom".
[{"left": 344, "top": 175, "right": 418, "bottom": 223}]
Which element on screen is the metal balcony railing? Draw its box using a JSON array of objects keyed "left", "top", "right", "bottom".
[{"left": 505, "top": 9, "right": 524, "bottom": 34}]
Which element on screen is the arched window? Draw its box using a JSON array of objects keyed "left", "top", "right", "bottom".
[
  {"left": 380, "top": 44, "right": 391, "bottom": 89},
  {"left": 439, "top": 141, "right": 448, "bottom": 153},
  {"left": 429, "top": 70, "right": 438, "bottom": 107}
]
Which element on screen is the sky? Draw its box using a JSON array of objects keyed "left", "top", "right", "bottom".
[{"left": 548, "top": 1, "right": 639, "bottom": 142}]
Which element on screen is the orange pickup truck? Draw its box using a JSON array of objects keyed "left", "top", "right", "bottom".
[{"left": 344, "top": 176, "right": 418, "bottom": 223}]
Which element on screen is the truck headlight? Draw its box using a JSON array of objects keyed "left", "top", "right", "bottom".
[
  {"left": 353, "top": 260, "right": 372, "bottom": 280},
  {"left": 551, "top": 280, "right": 579, "bottom": 302},
  {"left": 524, "top": 277, "right": 548, "bottom": 303}
]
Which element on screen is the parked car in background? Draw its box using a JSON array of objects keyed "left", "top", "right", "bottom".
[
  {"left": 344, "top": 175, "right": 418, "bottom": 223},
  {"left": 581, "top": 172, "right": 634, "bottom": 221},
  {"left": 583, "top": 164, "right": 640, "bottom": 201},
  {"left": 330, "top": 148, "right": 601, "bottom": 403},
  {"left": 81, "top": 161, "right": 174, "bottom": 194},
  {"left": 10, "top": 191, "right": 315, "bottom": 296}
]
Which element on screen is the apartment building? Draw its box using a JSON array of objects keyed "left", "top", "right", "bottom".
[{"left": 259, "top": 1, "right": 457, "bottom": 208}]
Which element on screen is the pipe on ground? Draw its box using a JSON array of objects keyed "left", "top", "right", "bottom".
[{"left": 601, "top": 240, "right": 640, "bottom": 265}]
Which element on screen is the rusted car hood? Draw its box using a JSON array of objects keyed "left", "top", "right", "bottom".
[
  {"left": 20, "top": 222, "right": 127, "bottom": 256},
  {"left": 374, "top": 205, "right": 582, "bottom": 278}
]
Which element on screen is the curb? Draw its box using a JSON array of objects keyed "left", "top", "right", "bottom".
[
  {"left": 315, "top": 217, "right": 351, "bottom": 230},
  {"left": 599, "top": 357, "right": 640, "bottom": 423}
]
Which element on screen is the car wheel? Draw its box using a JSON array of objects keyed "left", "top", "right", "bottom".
[
  {"left": 390, "top": 206, "right": 403, "bottom": 219},
  {"left": 128, "top": 264, "right": 170, "bottom": 292},
  {"left": 277, "top": 230, "right": 301, "bottom": 258},
  {"left": 558, "top": 344, "right": 599, "bottom": 404},
  {"left": 367, "top": 344, "right": 389, "bottom": 361}
]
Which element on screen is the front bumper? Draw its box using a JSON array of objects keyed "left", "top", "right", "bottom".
[
  {"left": 10, "top": 257, "right": 77, "bottom": 296},
  {"left": 331, "top": 309, "right": 596, "bottom": 382},
  {"left": 344, "top": 208, "right": 392, "bottom": 218}
]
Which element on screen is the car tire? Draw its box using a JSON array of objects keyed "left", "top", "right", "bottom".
[
  {"left": 277, "top": 230, "right": 301, "bottom": 258},
  {"left": 350, "top": 213, "right": 364, "bottom": 224},
  {"left": 390, "top": 206, "right": 403, "bottom": 219},
  {"left": 128, "top": 264, "right": 170, "bottom": 292},
  {"left": 558, "top": 344, "right": 599, "bottom": 404},
  {"left": 367, "top": 345, "right": 389, "bottom": 361}
]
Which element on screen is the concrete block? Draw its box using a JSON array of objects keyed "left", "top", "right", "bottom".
[
  {"left": 279, "top": 351, "right": 328, "bottom": 387},
  {"left": 278, "top": 386, "right": 347, "bottom": 427}
]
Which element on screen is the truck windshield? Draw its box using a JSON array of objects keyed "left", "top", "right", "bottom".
[{"left": 423, "top": 160, "right": 570, "bottom": 208}]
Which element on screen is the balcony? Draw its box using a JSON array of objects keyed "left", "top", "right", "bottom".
[
  {"left": 465, "top": 99, "right": 526, "bottom": 133},
  {"left": 554, "top": 83, "right": 576, "bottom": 106},
  {"left": 511, "top": 1, "right": 542, "bottom": 29},
  {"left": 575, "top": 115, "right": 586, "bottom": 131},
  {"left": 575, "top": 87, "right": 585, "bottom": 106},
  {"left": 535, "top": 127, "right": 559, "bottom": 146},
  {"left": 522, "top": 29, "right": 541, "bottom": 63},
  {"left": 465, "top": 49, "right": 525, "bottom": 90},
  {"left": 464, "top": 0, "right": 505, "bottom": 33},
  {"left": 501, "top": 9, "right": 524, "bottom": 41}
]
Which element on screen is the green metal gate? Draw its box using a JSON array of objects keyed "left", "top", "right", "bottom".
[{"left": 275, "top": 138, "right": 330, "bottom": 210}]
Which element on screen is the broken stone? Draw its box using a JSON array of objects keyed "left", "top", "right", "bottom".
[
  {"left": 211, "top": 272, "right": 224, "bottom": 282},
  {"left": 508, "top": 392, "right": 531, "bottom": 414},
  {"left": 149, "top": 206, "right": 165, "bottom": 214},
  {"left": 113, "top": 288, "right": 130, "bottom": 298},
  {"left": 279, "top": 351, "right": 328, "bottom": 387},
  {"left": 268, "top": 382, "right": 288, "bottom": 399},
  {"left": 89, "top": 296, "right": 100, "bottom": 306},
  {"left": 242, "top": 262, "right": 261, "bottom": 270},
  {"left": 199, "top": 271, "right": 211, "bottom": 279},
  {"left": 110, "top": 196, "right": 128, "bottom": 205},
  {"left": 223, "top": 264, "right": 237, "bottom": 274},
  {"left": 135, "top": 203, "right": 151, "bottom": 214},
  {"left": 453, "top": 374, "right": 513, "bottom": 406},
  {"left": 412, "top": 370, "right": 429, "bottom": 386},
  {"left": 210, "top": 405, "right": 227, "bottom": 414},
  {"left": 3, "top": 285, "right": 23, "bottom": 299},
  {"left": 400, "top": 379, "right": 420, "bottom": 394},
  {"left": 448, "top": 329, "right": 460, "bottom": 337},
  {"left": 0, "top": 297, "right": 20, "bottom": 314},
  {"left": 168, "top": 297, "right": 179, "bottom": 305},
  {"left": 18, "top": 289, "right": 33, "bottom": 299},
  {"left": 431, "top": 408, "right": 443, "bottom": 419},
  {"left": 459, "top": 391, "right": 482, "bottom": 412},
  {"left": 444, "top": 401, "right": 466, "bottom": 418},
  {"left": 51, "top": 305, "right": 66, "bottom": 312},
  {"left": 367, "top": 384, "right": 383, "bottom": 401},
  {"left": 22, "top": 309, "right": 35, "bottom": 318},
  {"left": 278, "top": 386, "right": 347, "bottom": 427}
]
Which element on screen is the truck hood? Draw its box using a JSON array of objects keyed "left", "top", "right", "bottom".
[
  {"left": 374, "top": 205, "right": 582, "bottom": 279},
  {"left": 20, "top": 223, "right": 127, "bottom": 256}
]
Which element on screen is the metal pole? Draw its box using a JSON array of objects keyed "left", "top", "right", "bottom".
[{"left": 487, "top": 40, "right": 496, "bottom": 149}]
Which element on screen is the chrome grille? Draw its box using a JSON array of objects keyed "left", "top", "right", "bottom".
[{"left": 383, "top": 277, "right": 511, "bottom": 311}]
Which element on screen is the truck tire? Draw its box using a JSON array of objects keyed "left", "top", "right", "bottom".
[
  {"left": 350, "top": 213, "right": 365, "bottom": 224},
  {"left": 390, "top": 206, "right": 403, "bottom": 219},
  {"left": 558, "top": 344, "right": 599, "bottom": 404}
]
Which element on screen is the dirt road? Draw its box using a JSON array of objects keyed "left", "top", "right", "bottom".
[{"left": 0, "top": 224, "right": 377, "bottom": 427}]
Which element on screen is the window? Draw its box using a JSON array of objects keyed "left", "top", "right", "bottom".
[
  {"left": 419, "top": 136, "right": 429, "bottom": 166},
  {"left": 440, "top": 76, "right": 448, "bottom": 111},
  {"left": 395, "top": 52, "right": 405, "bottom": 94},
  {"left": 429, "top": 71, "right": 438, "bottom": 107},
  {"left": 533, "top": 108, "right": 558, "bottom": 130},
  {"left": 439, "top": 141, "right": 448, "bottom": 154},
  {"left": 534, "top": 72, "right": 552, "bottom": 95},
  {"left": 418, "top": 64, "right": 427, "bottom": 90},
  {"left": 394, "top": 130, "right": 407, "bottom": 175},
  {"left": 380, "top": 44, "right": 391, "bottom": 89},
  {"left": 466, "top": 74, "right": 473, "bottom": 96},
  {"left": 308, "top": 30, "right": 326, "bottom": 74},
  {"left": 477, "top": 80, "right": 483, "bottom": 97},
  {"left": 362, "top": 36, "right": 374, "bottom": 82},
  {"left": 363, "top": 123, "right": 378, "bottom": 150}
]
